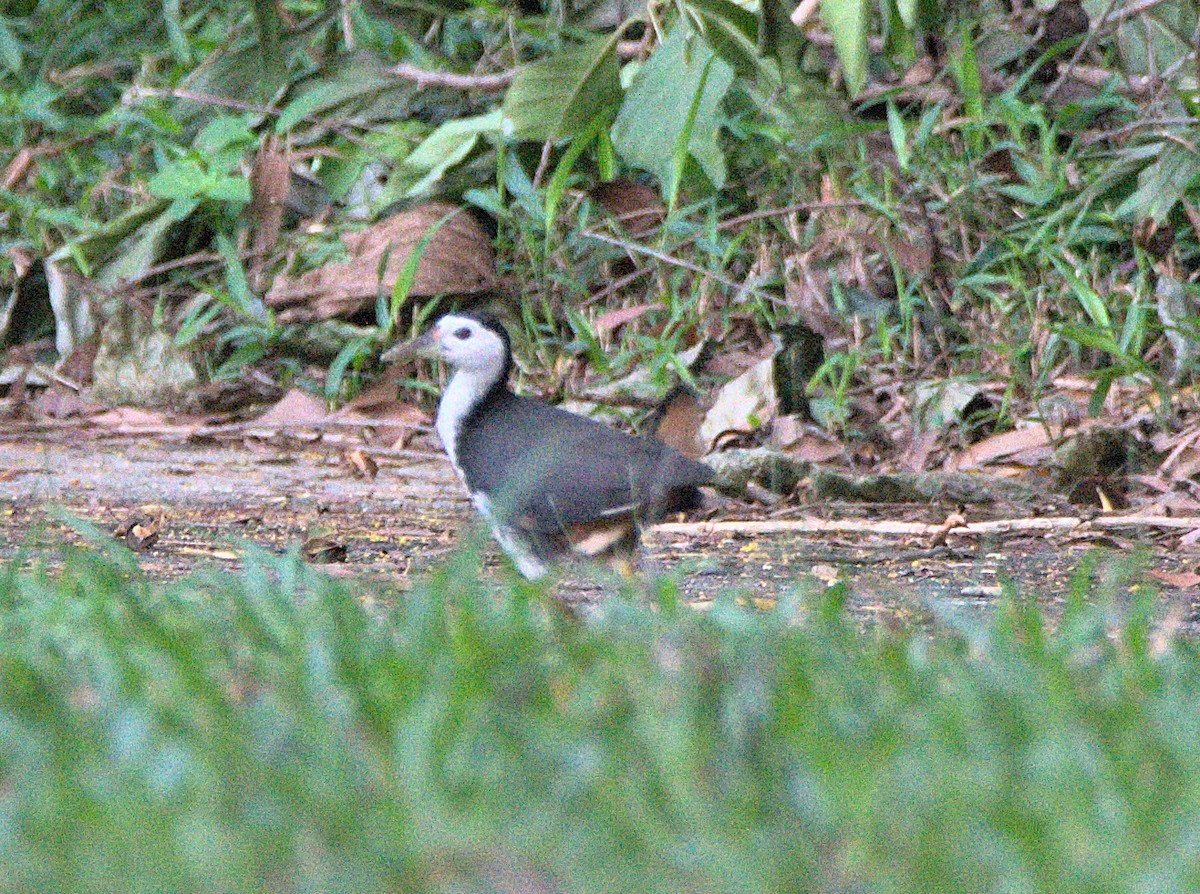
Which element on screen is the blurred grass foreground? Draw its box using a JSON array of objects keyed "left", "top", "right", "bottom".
[{"left": 0, "top": 538, "right": 1197, "bottom": 894}]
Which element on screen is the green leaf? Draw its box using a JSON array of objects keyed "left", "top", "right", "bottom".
[
  {"left": 886, "top": 100, "right": 909, "bottom": 172},
  {"left": 895, "top": 0, "right": 917, "bottom": 28},
  {"left": 545, "top": 112, "right": 608, "bottom": 235},
  {"left": 611, "top": 27, "right": 735, "bottom": 192},
  {"left": 1114, "top": 142, "right": 1199, "bottom": 224},
  {"left": 0, "top": 15, "right": 22, "bottom": 72},
  {"left": 669, "top": 55, "right": 717, "bottom": 210},
  {"left": 205, "top": 175, "right": 252, "bottom": 204},
  {"left": 684, "top": 0, "right": 763, "bottom": 79},
  {"left": 196, "top": 116, "right": 255, "bottom": 156},
  {"left": 275, "top": 51, "right": 397, "bottom": 133},
  {"left": 953, "top": 26, "right": 984, "bottom": 132},
  {"left": 820, "top": 0, "right": 869, "bottom": 95},
  {"left": 502, "top": 36, "right": 623, "bottom": 142},
  {"left": 326, "top": 336, "right": 374, "bottom": 402},
  {"left": 398, "top": 110, "right": 502, "bottom": 199},
  {"left": 1052, "top": 257, "right": 1112, "bottom": 332},
  {"left": 147, "top": 159, "right": 211, "bottom": 201}
]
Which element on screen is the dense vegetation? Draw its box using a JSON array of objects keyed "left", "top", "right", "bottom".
[
  {"left": 1, "top": 535, "right": 1196, "bottom": 893},
  {"left": 3, "top": 0, "right": 1198, "bottom": 430},
  {"left": 4, "top": 4, "right": 1200, "bottom": 889}
]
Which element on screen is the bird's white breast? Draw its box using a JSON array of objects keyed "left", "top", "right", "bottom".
[{"left": 435, "top": 368, "right": 493, "bottom": 470}]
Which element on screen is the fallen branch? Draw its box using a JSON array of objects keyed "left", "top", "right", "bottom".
[{"left": 652, "top": 514, "right": 1200, "bottom": 538}]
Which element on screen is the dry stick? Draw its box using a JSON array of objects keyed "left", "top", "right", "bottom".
[
  {"left": 128, "top": 86, "right": 279, "bottom": 116},
  {"left": 652, "top": 515, "right": 1200, "bottom": 538},
  {"left": 582, "top": 199, "right": 870, "bottom": 304},
  {"left": 387, "top": 62, "right": 518, "bottom": 92},
  {"left": 1108, "top": 0, "right": 1177, "bottom": 24},
  {"left": 584, "top": 231, "right": 759, "bottom": 295}
]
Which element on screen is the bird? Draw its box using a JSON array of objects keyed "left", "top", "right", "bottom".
[{"left": 383, "top": 311, "right": 712, "bottom": 579}]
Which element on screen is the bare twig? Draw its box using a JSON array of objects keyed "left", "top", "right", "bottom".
[
  {"left": 388, "top": 62, "right": 518, "bottom": 92},
  {"left": 583, "top": 231, "right": 755, "bottom": 296},
  {"left": 127, "top": 86, "right": 278, "bottom": 116}
]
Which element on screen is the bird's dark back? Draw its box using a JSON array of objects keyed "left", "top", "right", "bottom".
[{"left": 456, "top": 390, "right": 710, "bottom": 531}]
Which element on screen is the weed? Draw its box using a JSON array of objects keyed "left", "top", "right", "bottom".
[{"left": 0, "top": 538, "right": 1197, "bottom": 892}]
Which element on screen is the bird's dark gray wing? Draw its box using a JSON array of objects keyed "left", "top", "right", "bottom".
[{"left": 456, "top": 392, "right": 710, "bottom": 534}]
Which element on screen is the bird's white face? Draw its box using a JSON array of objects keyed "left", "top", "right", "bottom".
[{"left": 425, "top": 314, "right": 507, "bottom": 375}]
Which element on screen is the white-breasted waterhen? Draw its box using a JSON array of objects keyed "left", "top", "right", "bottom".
[{"left": 384, "top": 311, "right": 712, "bottom": 579}]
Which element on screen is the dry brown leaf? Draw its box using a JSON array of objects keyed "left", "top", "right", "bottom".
[
  {"left": 786, "top": 435, "right": 843, "bottom": 463},
  {"left": 31, "top": 386, "right": 97, "bottom": 420},
  {"left": 253, "top": 389, "right": 329, "bottom": 428},
  {"left": 1149, "top": 569, "right": 1200, "bottom": 590},
  {"left": 589, "top": 178, "right": 665, "bottom": 236},
  {"left": 953, "top": 425, "right": 1069, "bottom": 469},
  {"left": 302, "top": 535, "right": 348, "bottom": 564},
  {"left": 648, "top": 387, "right": 706, "bottom": 459},
  {"left": 336, "top": 376, "right": 402, "bottom": 415},
  {"left": 91, "top": 406, "right": 171, "bottom": 429},
  {"left": 113, "top": 504, "right": 166, "bottom": 552},
  {"left": 250, "top": 135, "right": 290, "bottom": 289},
  {"left": 343, "top": 448, "right": 379, "bottom": 481},
  {"left": 593, "top": 302, "right": 663, "bottom": 335},
  {"left": 266, "top": 202, "right": 495, "bottom": 323}
]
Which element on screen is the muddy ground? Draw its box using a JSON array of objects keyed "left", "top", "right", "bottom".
[{"left": 1, "top": 426, "right": 1197, "bottom": 628}]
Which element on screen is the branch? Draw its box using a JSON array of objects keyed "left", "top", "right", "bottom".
[{"left": 388, "top": 63, "right": 518, "bottom": 92}]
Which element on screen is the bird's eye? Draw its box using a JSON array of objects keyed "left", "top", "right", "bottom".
[{"left": 454, "top": 327, "right": 471, "bottom": 340}]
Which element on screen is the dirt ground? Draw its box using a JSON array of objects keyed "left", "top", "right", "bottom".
[{"left": 1, "top": 426, "right": 1197, "bottom": 629}]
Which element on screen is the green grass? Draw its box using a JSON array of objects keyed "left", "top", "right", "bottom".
[{"left": 0, "top": 537, "right": 1197, "bottom": 893}]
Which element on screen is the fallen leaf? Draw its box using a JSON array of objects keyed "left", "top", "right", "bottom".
[
  {"left": 253, "top": 389, "right": 328, "bottom": 428},
  {"left": 699, "top": 355, "right": 777, "bottom": 452},
  {"left": 266, "top": 202, "right": 495, "bottom": 322},
  {"left": 343, "top": 448, "right": 379, "bottom": 480},
  {"left": 113, "top": 504, "right": 165, "bottom": 551},
  {"left": 953, "top": 425, "right": 1064, "bottom": 469},
  {"left": 589, "top": 178, "right": 665, "bottom": 236},
  {"left": 1149, "top": 569, "right": 1200, "bottom": 589},
  {"left": 303, "top": 536, "right": 348, "bottom": 564},
  {"left": 593, "top": 302, "right": 663, "bottom": 335},
  {"left": 91, "top": 406, "right": 171, "bottom": 428}
]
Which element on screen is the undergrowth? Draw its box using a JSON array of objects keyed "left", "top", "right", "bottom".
[{"left": 0, "top": 537, "right": 1197, "bottom": 893}]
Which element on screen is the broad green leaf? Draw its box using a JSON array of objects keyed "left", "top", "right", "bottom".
[
  {"left": 196, "top": 116, "right": 255, "bottom": 156},
  {"left": 275, "top": 51, "right": 398, "bottom": 133},
  {"left": 1114, "top": 142, "right": 1198, "bottom": 224},
  {"left": 205, "top": 175, "right": 252, "bottom": 204},
  {"left": 611, "top": 27, "right": 735, "bottom": 192},
  {"left": 1114, "top": 4, "right": 1193, "bottom": 78},
  {"left": 398, "top": 110, "right": 502, "bottom": 199},
  {"left": 502, "top": 36, "right": 623, "bottom": 142},
  {"left": 820, "top": 0, "right": 869, "bottom": 95},
  {"left": 148, "top": 159, "right": 211, "bottom": 201},
  {"left": 162, "top": 0, "right": 191, "bottom": 64},
  {"left": 895, "top": 0, "right": 917, "bottom": 28},
  {"left": 684, "top": 0, "right": 762, "bottom": 78},
  {"left": 669, "top": 55, "right": 717, "bottom": 209}
]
